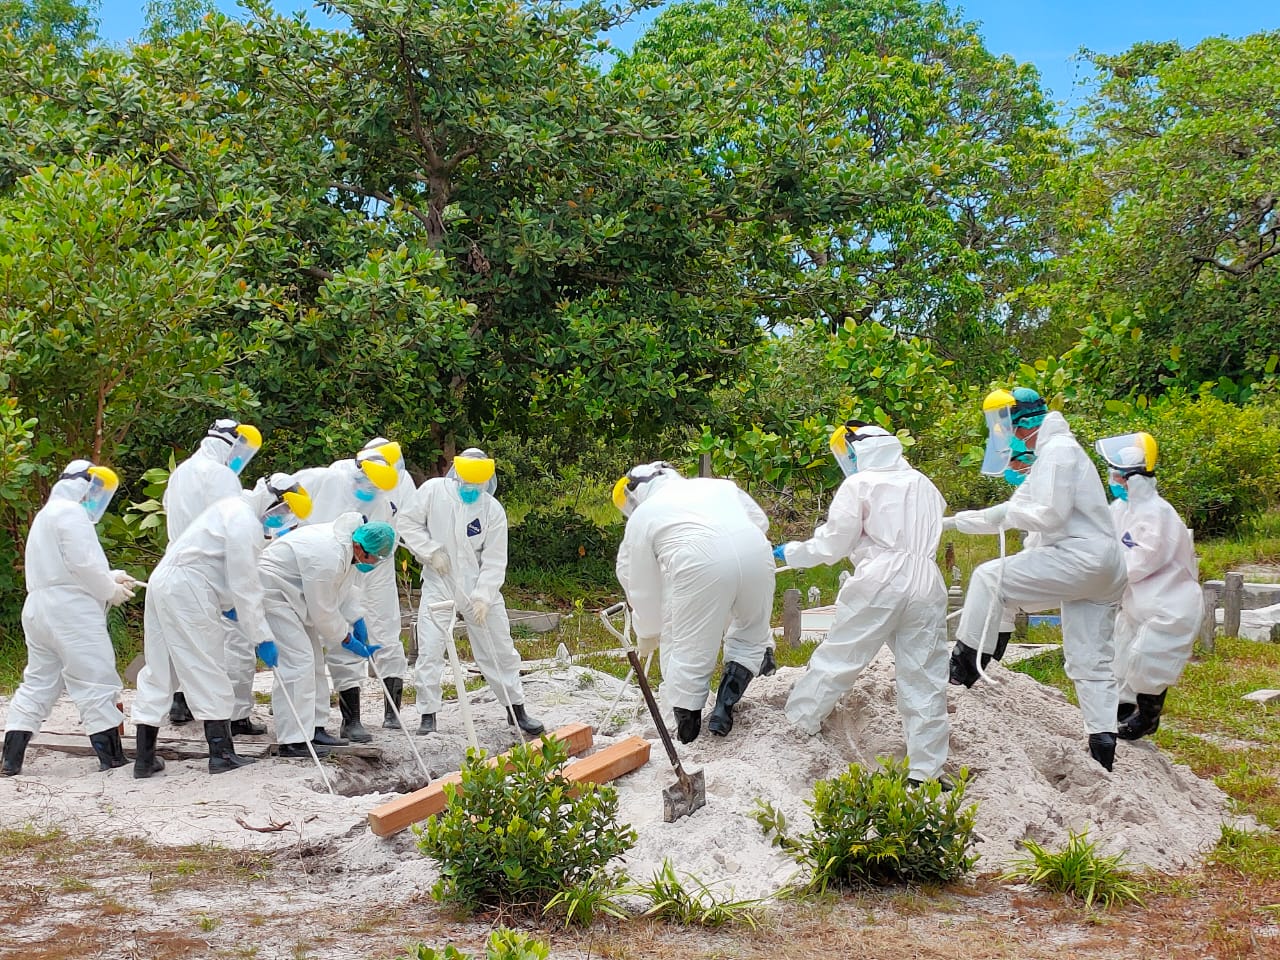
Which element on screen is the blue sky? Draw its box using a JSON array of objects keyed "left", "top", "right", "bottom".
[{"left": 95, "top": 1, "right": 1278, "bottom": 107}]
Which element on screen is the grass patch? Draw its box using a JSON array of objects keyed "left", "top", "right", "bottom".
[
  {"left": 626, "top": 859, "right": 767, "bottom": 929},
  {"left": 1001, "top": 830, "right": 1144, "bottom": 908}
]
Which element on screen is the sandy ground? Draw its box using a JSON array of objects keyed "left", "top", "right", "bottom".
[{"left": 0, "top": 650, "right": 1250, "bottom": 957}]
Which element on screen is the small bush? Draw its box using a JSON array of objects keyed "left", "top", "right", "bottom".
[
  {"left": 1001, "top": 830, "right": 1143, "bottom": 908},
  {"left": 753, "top": 757, "right": 978, "bottom": 891},
  {"left": 415, "top": 736, "right": 636, "bottom": 916},
  {"left": 626, "top": 859, "right": 766, "bottom": 928},
  {"left": 400, "top": 928, "right": 550, "bottom": 960}
]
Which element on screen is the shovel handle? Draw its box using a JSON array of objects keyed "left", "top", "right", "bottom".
[{"left": 627, "top": 649, "right": 685, "bottom": 773}]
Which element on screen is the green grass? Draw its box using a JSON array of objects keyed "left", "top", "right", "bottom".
[
  {"left": 1195, "top": 510, "right": 1280, "bottom": 581},
  {"left": 1001, "top": 830, "right": 1144, "bottom": 908}
]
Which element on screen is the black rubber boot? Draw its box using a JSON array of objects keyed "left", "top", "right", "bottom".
[
  {"left": 708, "top": 661, "right": 754, "bottom": 737},
  {"left": 990, "top": 631, "right": 1012, "bottom": 664},
  {"left": 133, "top": 723, "right": 166, "bottom": 779},
  {"left": 506, "top": 703, "right": 546, "bottom": 736},
  {"left": 1118, "top": 701, "right": 1137, "bottom": 725},
  {"left": 230, "top": 716, "right": 266, "bottom": 736},
  {"left": 1119, "top": 690, "right": 1167, "bottom": 741},
  {"left": 383, "top": 678, "right": 404, "bottom": 729},
  {"left": 909, "top": 775, "right": 955, "bottom": 793},
  {"left": 169, "top": 692, "right": 194, "bottom": 725},
  {"left": 279, "top": 741, "right": 330, "bottom": 759},
  {"left": 673, "top": 707, "right": 701, "bottom": 744},
  {"left": 2, "top": 730, "right": 32, "bottom": 777},
  {"left": 416, "top": 713, "right": 437, "bottom": 736},
  {"left": 89, "top": 728, "right": 128, "bottom": 771},
  {"left": 1088, "top": 732, "right": 1117, "bottom": 772},
  {"left": 338, "top": 688, "right": 372, "bottom": 743},
  {"left": 312, "top": 727, "right": 348, "bottom": 747},
  {"left": 949, "top": 643, "right": 980, "bottom": 687},
  {"left": 205, "top": 719, "right": 256, "bottom": 774},
  {"left": 758, "top": 647, "right": 777, "bottom": 677}
]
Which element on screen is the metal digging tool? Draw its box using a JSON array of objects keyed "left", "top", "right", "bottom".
[{"left": 600, "top": 602, "right": 706, "bottom": 822}]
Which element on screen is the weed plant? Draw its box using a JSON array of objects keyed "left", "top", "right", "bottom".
[
  {"left": 625, "top": 858, "right": 767, "bottom": 928},
  {"left": 1001, "top": 830, "right": 1143, "bottom": 908},
  {"left": 754, "top": 757, "right": 978, "bottom": 891},
  {"left": 400, "top": 929, "right": 550, "bottom": 960},
  {"left": 415, "top": 736, "right": 636, "bottom": 917}
]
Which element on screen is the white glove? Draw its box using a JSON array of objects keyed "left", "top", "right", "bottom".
[
  {"left": 469, "top": 595, "right": 489, "bottom": 626},
  {"left": 111, "top": 569, "right": 133, "bottom": 584},
  {"left": 941, "top": 516, "right": 957, "bottom": 533},
  {"left": 108, "top": 581, "right": 135, "bottom": 607},
  {"left": 637, "top": 633, "right": 660, "bottom": 658},
  {"left": 429, "top": 548, "right": 450, "bottom": 575},
  {"left": 981, "top": 502, "right": 1010, "bottom": 527}
]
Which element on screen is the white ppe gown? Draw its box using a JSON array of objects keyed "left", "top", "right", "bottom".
[
  {"left": 257, "top": 514, "right": 367, "bottom": 744},
  {"left": 1110, "top": 476, "right": 1202, "bottom": 700},
  {"left": 164, "top": 438, "right": 256, "bottom": 719},
  {"left": 6, "top": 483, "right": 124, "bottom": 736},
  {"left": 779, "top": 435, "right": 950, "bottom": 782},
  {"left": 132, "top": 497, "right": 275, "bottom": 726},
  {"left": 616, "top": 475, "right": 775, "bottom": 713},
  {"left": 293, "top": 462, "right": 409, "bottom": 690},
  {"left": 398, "top": 477, "right": 525, "bottom": 716},
  {"left": 954, "top": 412, "right": 1127, "bottom": 735}
]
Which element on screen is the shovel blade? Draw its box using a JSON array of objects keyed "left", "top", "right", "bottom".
[{"left": 662, "top": 767, "right": 707, "bottom": 822}]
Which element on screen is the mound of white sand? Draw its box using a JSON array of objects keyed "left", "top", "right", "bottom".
[{"left": 0, "top": 652, "right": 1246, "bottom": 900}]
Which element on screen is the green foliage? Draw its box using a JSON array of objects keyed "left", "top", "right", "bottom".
[
  {"left": 1001, "top": 830, "right": 1144, "bottom": 909},
  {"left": 399, "top": 929, "right": 550, "bottom": 960},
  {"left": 507, "top": 506, "right": 623, "bottom": 593},
  {"left": 542, "top": 869, "right": 630, "bottom": 928},
  {"left": 753, "top": 757, "right": 978, "bottom": 891},
  {"left": 0, "top": 0, "right": 97, "bottom": 53},
  {"left": 625, "top": 859, "right": 766, "bottom": 928},
  {"left": 415, "top": 735, "right": 636, "bottom": 915}
]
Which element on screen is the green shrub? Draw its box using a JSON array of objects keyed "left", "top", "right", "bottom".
[
  {"left": 400, "top": 928, "right": 550, "bottom": 960},
  {"left": 508, "top": 506, "right": 622, "bottom": 578},
  {"left": 415, "top": 736, "right": 636, "bottom": 916},
  {"left": 753, "top": 757, "right": 978, "bottom": 891},
  {"left": 1001, "top": 830, "right": 1143, "bottom": 908},
  {"left": 625, "top": 858, "right": 767, "bottom": 928}
]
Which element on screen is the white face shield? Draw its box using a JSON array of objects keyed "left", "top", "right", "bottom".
[
  {"left": 1095, "top": 432, "right": 1158, "bottom": 476},
  {"left": 981, "top": 404, "right": 1015, "bottom": 477},
  {"left": 224, "top": 425, "right": 262, "bottom": 476}
]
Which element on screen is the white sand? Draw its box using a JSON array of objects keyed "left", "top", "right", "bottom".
[{"left": 0, "top": 653, "right": 1245, "bottom": 901}]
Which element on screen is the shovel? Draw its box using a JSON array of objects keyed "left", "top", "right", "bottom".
[{"left": 600, "top": 602, "right": 706, "bottom": 822}]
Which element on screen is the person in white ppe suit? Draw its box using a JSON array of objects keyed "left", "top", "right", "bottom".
[
  {"left": 613, "top": 462, "right": 776, "bottom": 744},
  {"left": 293, "top": 442, "right": 403, "bottom": 743},
  {"left": 776, "top": 423, "right": 950, "bottom": 787},
  {"left": 399, "top": 448, "right": 545, "bottom": 736},
  {"left": 131, "top": 474, "right": 312, "bottom": 778},
  {"left": 3, "top": 461, "right": 138, "bottom": 776},
  {"left": 162, "top": 418, "right": 263, "bottom": 731},
  {"left": 258, "top": 515, "right": 394, "bottom": 757},
  {"left": 946, "top": 388, "right": 1127, "bottom": 772},
  {"left": 1097, "top": 432, "right": 1202, "bottom": 741}
]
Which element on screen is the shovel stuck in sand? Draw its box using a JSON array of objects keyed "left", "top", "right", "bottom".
[{"left": 599, "top": 602, "right": 706, "bottom": 822}]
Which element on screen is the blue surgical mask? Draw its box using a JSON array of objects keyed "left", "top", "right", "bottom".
[
  {"left": 1109, "top": 482, "right": 1128, "bottom": 501},
  {"left": 228, "top": 456, "right": 245, "bottom": 474},
  {"left": 355, "top": 561, "right": 377, "bottom": 573},
  {"left": 354, "top": 487, "right": 375, "bottom": 503},
  {"left": 458, "top": 484, "right": 481, "bottom": 505},
  {"left": 1003, "top": 467, "right": 1027, "bottom": 487}
]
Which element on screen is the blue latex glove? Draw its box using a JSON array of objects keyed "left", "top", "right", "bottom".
[
  {"left": 351, "top": 617, "right": 369, "bottom": 646},
  {"left": 342, "top": 634, "right": 381, "bottom": 659},
  {"left": 222, "top": 608, "right": 238, "bottom": 621},
  {"left": 772, "top": 544, "right": 787, "bottom": 563},
  {"left": 256, "top": 640, "right": 278, "bottom": 668}
]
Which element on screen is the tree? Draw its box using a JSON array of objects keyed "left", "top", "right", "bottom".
[
  {"left": 1051, "top": 34, "right": 1280, "bottom": 396},
  {"left": 142, "top": 0, "right": 214, "bottom": 44},
  {"left": 621, "top": 0, "right": 1065, "bottom": 371},
  {"left": 0, "top": 0, "right": 97, "bottom": 53}
]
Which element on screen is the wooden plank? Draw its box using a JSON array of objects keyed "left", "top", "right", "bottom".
[
  {"left": 30, "top": 733, "right": 382, "bottom": 761},
  {"left": 368, "top": 722, "right": 594, "bottom": 838},
  {"left": 564, "top": 736, "right": 650, "bottom": 791}
]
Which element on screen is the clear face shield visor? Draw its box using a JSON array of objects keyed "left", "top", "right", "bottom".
[
  {"left": 1094, "top": 432, "right": 1158, "bottom": 474},
  {"left": 829, "top": 426, "right": 857, "bottom": 477},
  {"left": 225, "top": 425, "right": 262, "bottom": 476},
  {"left": 981, "top": 405, "right": 1016, "bottom": 477},
  {"left": 448, "top": 454, "right": 497, "bottom": 503},
  {"left": 77, "top": 466, "right": 120, "bottom": 524}
]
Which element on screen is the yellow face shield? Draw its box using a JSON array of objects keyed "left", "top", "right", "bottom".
[
  {"left": 282, "top": 487, "right": 313, "bottom": 520},
  {"left": 611, "top": 476, "right": 630, "bottom": 512},
  {"left": 359, "top": 457, "right": 399, "bottom": 492}
]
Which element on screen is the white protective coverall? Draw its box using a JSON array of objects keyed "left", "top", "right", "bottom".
[
  {"left": 953, "top": 411, "right": 1127, "bottom": 734},
  {"left": 293, "top": 461, "right": 410, "bottom": 689},
  {"left": 778, "top": 434, "right": 949, "bottom": 782},
  {"left": 1110, "top": 475, "right": 1202, "bottom": 700},
  {"left": 164, "top": 436, "right": 256, "bottom": 720},
  {"left": 398, "top": 477, "right": 526, "bottom": 715},
  {"left": 615, "top": 474, "right": 775, "bottom": 712},
  {"left": 132, "top": 493, "right": 275, "bottom": 726},
  {"left": 5, "top": 477, "right": 125, "bottom": 735},
  {"left": 257, "top": 513, "right": 367, "bottom": 745}
]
